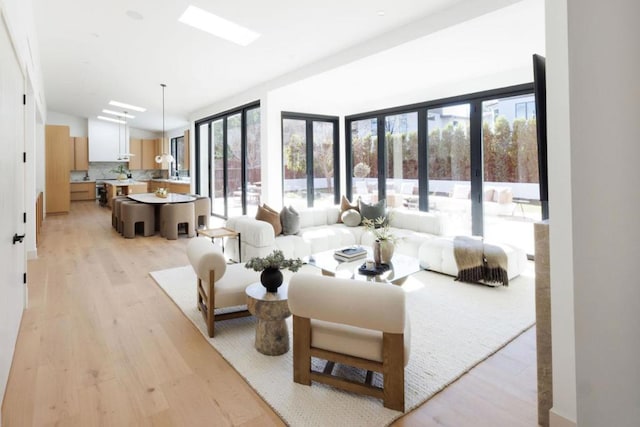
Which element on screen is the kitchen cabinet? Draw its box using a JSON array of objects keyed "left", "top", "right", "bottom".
[
  {"left": 69, "top": 136, "right": 89, "bottom": 171},
  {"left": 46, "top": 125, "right": 71, "bottom": 214},
  {"left": 142, "top": 138, "right": 158, "bottom": 170},
  {"left": 169, "top": 182, "right": 190, "bottom": 194},
  {"left": 183, "top": 130, "right": 190, "bottom": 171},
  {"left": 70, "top": 182, "right": 96, "bottom": 201},
  {"left": 128, "top": 138, "right": 142, "bottom": 170}
]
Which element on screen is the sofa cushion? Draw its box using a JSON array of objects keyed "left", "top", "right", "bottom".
[
  {"left": 388, "top": 209, "right": 442, "bottom": 235},
  {"left": 341, "top": 208, "right": 361, "bottom": 227},
  {"left": 359, "top": 199, "right": 386, "bottom": 223},
  {"left": 339, "top": 195, "right": 359, "bottom": 223},
  {"left": 280, "top": 206, "right": 300, "bottom": 235},
  {"left": 256, "top": 204, "right": 282, "bottom": 235},
  {"left": 300, "top": 224, "right": 358, "bottom": 254}
]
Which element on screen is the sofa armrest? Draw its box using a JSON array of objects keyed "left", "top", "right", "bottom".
[{"left": 226, "top": 216, "right": 276, "bottom": 248}]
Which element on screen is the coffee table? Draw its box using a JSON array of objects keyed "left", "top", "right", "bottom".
[{"left": 306, "top": 247, "right": 421, "bottom": 285}]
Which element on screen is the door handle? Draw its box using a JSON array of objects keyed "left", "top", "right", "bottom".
[{"left": 12, "top": 233, "right": 25, "bottom": 244}]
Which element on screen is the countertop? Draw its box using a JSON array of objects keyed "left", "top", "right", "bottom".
[
  {"left": 70, "top": 180, "right": 96, "bottom": 183},
  {"left": 150, "top": 178, "right": 191, "bottom": 184},
  {"left": 103, "top": 179, "right": 147, "bottom": 186}
]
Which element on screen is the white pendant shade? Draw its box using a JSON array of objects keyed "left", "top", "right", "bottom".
[{"left": 155, "top": 153, "right": 174, "bottom": 164}]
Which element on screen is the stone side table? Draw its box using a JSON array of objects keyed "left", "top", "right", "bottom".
[{"left": 246, "top": 282, "right": 291, "bottom": 355}]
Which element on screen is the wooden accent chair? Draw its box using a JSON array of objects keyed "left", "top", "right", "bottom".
[
  {"left": 288, "top": 273, "right": 411, "bottom": 411},
  {"left": 186, "top": 237, "right": 259, "bottom": 337}
]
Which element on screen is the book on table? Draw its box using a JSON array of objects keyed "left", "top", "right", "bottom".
[{"left": 334, "top": 246, "right": 367, "bottom": 261}]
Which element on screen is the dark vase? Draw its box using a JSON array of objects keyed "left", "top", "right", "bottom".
[{"left": 260, "top": 267, "right": 283, "bottom": 293}]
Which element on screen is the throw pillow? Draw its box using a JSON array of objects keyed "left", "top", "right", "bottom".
[
  {"left": 256, "top": 204, "right": 282, "bottom": 235},
  {"left": 338, "top": 195, "right": 359, "bottom": 223},
  {"left": 359, "top": 199, "right": 387, "bottom": 226},
  {"left": 341, "top": 208, "right": 362, "bottom": 227},
  {"left": 280, "top": 206, "right": 300, "bottom": 235}
]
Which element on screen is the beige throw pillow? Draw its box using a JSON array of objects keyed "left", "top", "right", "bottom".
[{"left": 256, "top": 204, "right": 282, "bottom": 235}]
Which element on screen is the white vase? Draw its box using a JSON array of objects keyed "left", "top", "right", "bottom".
[{"left": 379, "top": 240, "right": 395, "bottom": 264}]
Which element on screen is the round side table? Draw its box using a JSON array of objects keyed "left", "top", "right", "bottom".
[{"left": 246, "top": 282, "right": 291, "bottom": 355}]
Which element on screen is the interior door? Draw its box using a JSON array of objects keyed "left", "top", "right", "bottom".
[{"left": 0, "top": 16, "right": 26, "bottom": 404}]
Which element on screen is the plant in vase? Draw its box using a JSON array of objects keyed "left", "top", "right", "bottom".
[
  {"left": 362, "top": 215, "right": 396, "bottom": 264},
  {"left": 245, "top": 250, "right": 303, "bottom": 292},
  {"left": 111, "top": 164, "right": 128, "bottom": 181}
]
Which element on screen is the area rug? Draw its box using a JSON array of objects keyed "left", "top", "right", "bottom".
[{"left": 150, "top": 264, "right": 535, "bottom": 426}]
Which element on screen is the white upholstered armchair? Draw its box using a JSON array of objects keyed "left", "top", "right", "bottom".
[
  {"left": 288, "top": 273, "right": 411, "bottom": 411},
  {"left": 186, "top": 237, "right": 259, "bottom": 337}
]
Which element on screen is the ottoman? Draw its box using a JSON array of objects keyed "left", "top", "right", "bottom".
[{"left": 418, "top": 236, "right": 528, "bottom": 284}]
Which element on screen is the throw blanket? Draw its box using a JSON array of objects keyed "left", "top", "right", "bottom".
[{"left": 453, "top": 236, "right": 509, "bottom": 286}]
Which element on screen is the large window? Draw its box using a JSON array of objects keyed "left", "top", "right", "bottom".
[
  {"left": 282, "top": 113, "right": 339, "bottom": 209},
  {"left": 346, "top": 84, "right": 542, "bottom": 255},
  {"left": 195, "top": 102, "right": 261, "bottom": 219},
  {"left": 170, "top": 135, "right": 185, "bottom": 178}
]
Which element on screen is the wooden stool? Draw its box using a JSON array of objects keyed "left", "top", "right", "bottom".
[
  {"left": 161, "top": 202, "right": 196, "bottom": 240},
  {"left": 121, "top": 202, "right": 155, "bottom": 238}
]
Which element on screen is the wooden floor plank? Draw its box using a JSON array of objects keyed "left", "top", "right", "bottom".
[{"left": 2, "top": 201, "right": 538, "bottom": 426}]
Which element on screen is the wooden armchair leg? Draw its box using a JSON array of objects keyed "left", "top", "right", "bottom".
[
  {"left": 293, "top": 316, "right": 311, "bottom": 385},
  {"left": 383, "top": 332, "right": 405, "bottom": 412}
]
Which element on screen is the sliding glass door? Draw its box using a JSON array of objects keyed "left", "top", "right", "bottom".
[
  {"left": 195, "top": 102, "right": 261, "bottom": 219},
  {"left": 282, "top": 113, "right": 339, "bottom": 209},
  {"left": 427, "top": 104, "right": 471, "bottom": 236},
  {"left": 482, "top": 94, "right": 541, "bottom": 254}
]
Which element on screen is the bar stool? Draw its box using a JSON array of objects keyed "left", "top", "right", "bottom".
[
  {"left": 121, "top": 202, "right": 155, "bottom": 238},
  {"left": 114, "top": 198, "right": 137, "bottom": 234},
  {"left": 161, "top": 202, "right": 196, "bottom": 240},
  {"left": 191, "top": 195, "right": 211, "bottom": 229},
  {"left": 111, "top": 195, "right": 129, "bottom": 230}
]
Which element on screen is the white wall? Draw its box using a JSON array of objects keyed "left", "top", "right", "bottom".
[
  {"left": 46, "top": 110, "right": 87, "bottom": 136},
  {"left": 545, "top": 0, "right": 577, "bottom": 424},
  {"left": 566, "top": 0, "right": 640, "bottom": 425}
]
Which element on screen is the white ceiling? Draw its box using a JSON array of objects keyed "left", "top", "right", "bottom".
[{"left": 33, "top": 0, "right": 544, "bottom": 131}]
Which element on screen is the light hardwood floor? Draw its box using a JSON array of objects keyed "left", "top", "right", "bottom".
[{"left": 2, "top": 201, "right": 538, "bottom": 426}]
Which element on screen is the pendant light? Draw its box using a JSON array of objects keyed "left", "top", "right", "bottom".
[
  {"left": 155, "top": 83, "right": 175, "bottom": 165},
  {"left": 118, "top": 111, "right": 135, "bottom": 160}
]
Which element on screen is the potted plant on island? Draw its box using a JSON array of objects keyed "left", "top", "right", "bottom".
[
  {"left": 111, "top": 164, "right": 128, "bottom": 181},
  {"left": 362, "top": 216, "right": 397, "bottom": 264},
  {"left": 245, "top": 250, "right": 303, "bottom": 293}
]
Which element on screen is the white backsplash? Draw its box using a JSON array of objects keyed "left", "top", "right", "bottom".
[{"left": 70, "top": 163, "right": 169, "bottom": 182}]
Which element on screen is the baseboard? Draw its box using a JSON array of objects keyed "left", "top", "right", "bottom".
[{"left": 550, "top": 409, "right": 577, "bottom": 427}]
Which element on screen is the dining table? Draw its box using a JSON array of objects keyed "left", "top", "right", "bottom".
[{"left": 127, "top": 192, "right": 197, "bottom": 234}]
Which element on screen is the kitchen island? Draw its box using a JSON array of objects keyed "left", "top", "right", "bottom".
[{"left": 104, "top": 180, "right": 148, "bottom": 208}]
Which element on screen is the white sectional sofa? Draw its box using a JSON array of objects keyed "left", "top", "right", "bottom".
[
  {"left": 224, "top": 206, "right": 445, "bottom": 261},
  {"left": 224, "top": 205, "right": 527, "bottom": 282}
]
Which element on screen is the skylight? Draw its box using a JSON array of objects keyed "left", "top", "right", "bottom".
[
  {"left": 102, "top": 109, "right": 135, "bottom": 119},
  {"left": 108, "top": 100, "right": 146, "bottom": 112},
  {"left": 178, "top": 5, "right": 260, "bottom": 46},
  {"left": 97, "top": 115, "right": 126, "bottom": 124}
]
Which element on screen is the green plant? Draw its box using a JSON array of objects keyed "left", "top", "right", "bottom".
[
  {"left": 361, "top": 216, "right": 396, "bottom": 243},
  {"left": 111, "top": 164, "right": 128, "bottom": 175},
  {"left": 245, "top": 249, "right": 303, "bottom": 272}
]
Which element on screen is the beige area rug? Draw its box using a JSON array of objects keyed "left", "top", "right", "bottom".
[{"left": 150, "top": 264, "right": 535, "bottom": 426}]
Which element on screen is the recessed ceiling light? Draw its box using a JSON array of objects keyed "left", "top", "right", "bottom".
[
  {"left": 97, "top": 115, "right": 126, "bottom": 124},
  {"left": 108, "top": 100, "right": 146, "bottom": 112},
  {"left": 377, "top": 10, "right": 386, "bottom": 16},
  {"left": 102, "top": 109, "right": 135, "bottom": 119},
  {"left": 178, "top": 5, "right": 260, "bottom": 46}
]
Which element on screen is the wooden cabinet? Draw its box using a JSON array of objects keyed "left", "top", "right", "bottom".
[
  {"left": 169, "top": 182, "right": 190, "bottom": 194},
  {"left": 147, "top": 180, "right": 162, "bottom": 193},
  {"left": 142, "top": 138, "right": 158, "bottom": 170},
  {"left": 183, "top": 130, "right": 190, "bottom": 171},
  {"left": 127, "top": 182, "right": 147, "bottom": 195},
  {"left": 46, "top": 125, "right": 71, "bottom": 214},
  {"left": 128, "top": 138, "right": 142, "bottom": 170},
  {"left": 70, "top": 182, "right": 96, "bottom": 201},
  {"left": 69, "top": 136, "right": 89, "bottom": 171}
]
